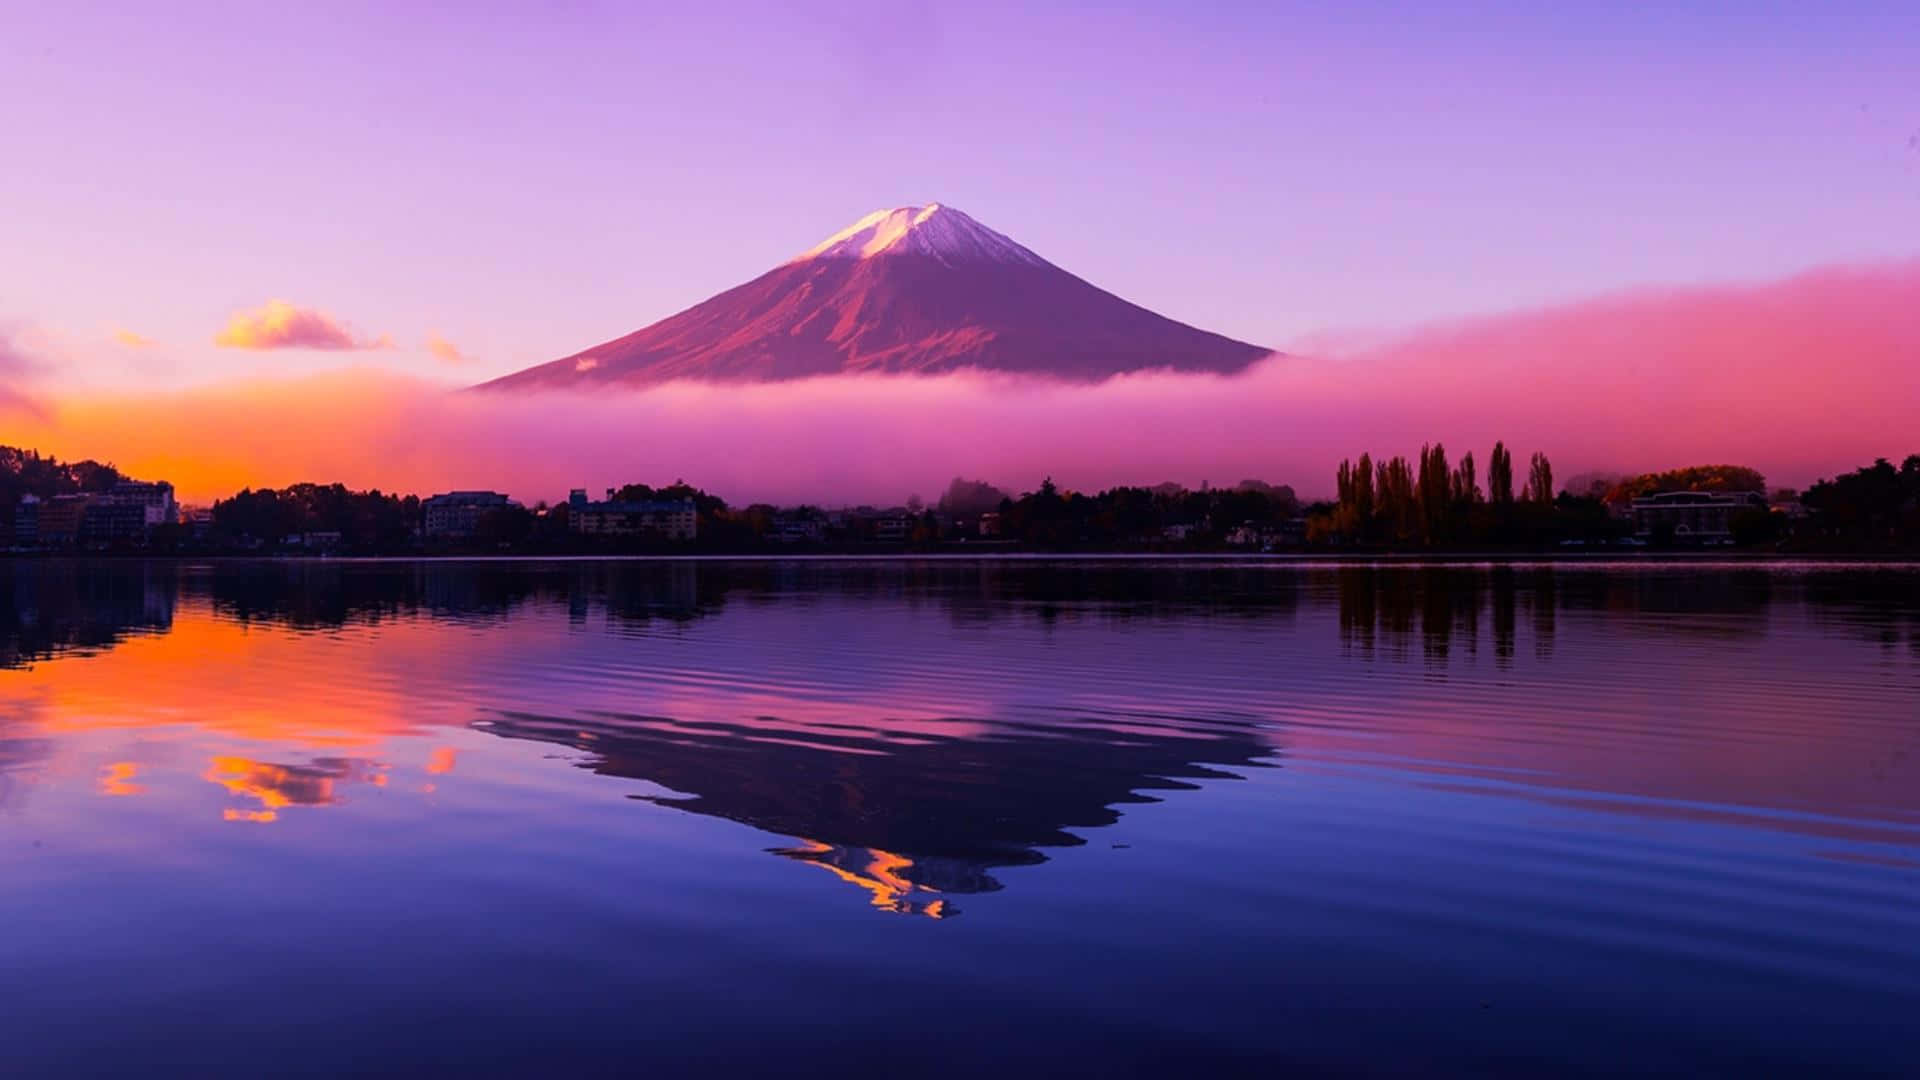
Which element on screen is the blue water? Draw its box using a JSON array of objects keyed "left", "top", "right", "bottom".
[{"left": 1, "top": 559, "right": 1916, "bottom": 1076}]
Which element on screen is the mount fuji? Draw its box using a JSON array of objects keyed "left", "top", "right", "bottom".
[{"left": 479, "top": 203, "right": 1270, "bottom": 389}]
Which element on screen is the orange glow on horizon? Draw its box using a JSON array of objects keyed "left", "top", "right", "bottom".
[{"left": 2, "top": 257, "right": 1914, "bottom": 506}]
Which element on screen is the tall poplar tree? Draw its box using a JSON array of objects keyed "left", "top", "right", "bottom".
[
  {"left": 1488, "top": 442, "right": 1515, "bottom": 506},
  {"left": 1527, "top": 452, "right": 1555, "bottom": 504}
]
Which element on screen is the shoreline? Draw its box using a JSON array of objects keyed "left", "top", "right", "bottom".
[{"left": 7, "top": 550, "right": 1920, "bottom": 566}]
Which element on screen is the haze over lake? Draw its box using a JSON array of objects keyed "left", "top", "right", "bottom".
[{"left": 2, "top": 559, "right": 1917, "bottom": 1076}]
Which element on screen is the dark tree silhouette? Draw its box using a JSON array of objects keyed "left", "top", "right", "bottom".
[{"left": 1488, "top": 442, "right": 1515, "bottom": 506}]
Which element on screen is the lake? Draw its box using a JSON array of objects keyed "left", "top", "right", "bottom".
[{"left": 2, "top": 558, "right": 1916, "bottom": 1076}]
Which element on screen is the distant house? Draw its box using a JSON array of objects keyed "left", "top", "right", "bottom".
[
  {"left": 772, "top": 510, "right": 825, "bottom": 544},
  {"left": 871, "top": 514, "right": 912, "bottom": 542},
  {"left": 1630, "top": 490, "right": 1768, "bottom": 540},
  {"left": 567, "top": 488, "right": 697, "bottom": 541},
  {"left": 423, "top": 491, "right": 515, "bottom": 538}
]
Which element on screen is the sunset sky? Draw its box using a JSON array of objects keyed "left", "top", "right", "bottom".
[{"left": 2, "top": 3, "right": 1917, "bottom": 499}]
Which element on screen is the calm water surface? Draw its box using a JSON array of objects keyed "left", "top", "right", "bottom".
[{"left": 2, "top": 559, "right": 1917, "bottom": 1076}]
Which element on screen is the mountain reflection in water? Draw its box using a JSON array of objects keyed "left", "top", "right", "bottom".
[{"left": 482, "top": 708, "right": 1271, "bottom": 918}]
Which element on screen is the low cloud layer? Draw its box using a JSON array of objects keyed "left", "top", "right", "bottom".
[
  {"left": 10, "top": 259, "right": 1917, "bottom": 504},
  {"left": 214, "top": 300, "right": 391, "bottom": 351}
]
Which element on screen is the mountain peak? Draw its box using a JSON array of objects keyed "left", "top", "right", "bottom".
[{"left": 795, "top": 203, "right": 1046, "bottom": 267}]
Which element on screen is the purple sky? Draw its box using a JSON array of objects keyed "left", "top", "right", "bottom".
[{"left": 2, "top": 2, "right": 1917, "bottom": 387}]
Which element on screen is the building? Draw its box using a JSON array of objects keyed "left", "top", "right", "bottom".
[
  {"left": 81, "top": 499, "right": 150, "bottom": 545},
  {"left": 34, "top": 494, "right": 92, "bottom": 547},
  {"left": 106, "top": 481, "right": 178, "bottom": 527},
  {"left": 1630, "top": 490, "right": 1768, "bottom": 541},
  {"left": 567, "top": 489, "right": 698, "bottom": 542},
  {"left": 771, "top": 510, "right": 825, "bottom": 544},
  {"left": 6, "top": 481, "right": 179, "bottom": 548},
  {"left": 4, "top": 495, "right": 38, "bottom": 547},
  {"left": 871, "top": 514, "right": 913, "bottom": 542},
  {"left": 422, "top": 491, "right": 515, "bottom": 538}
]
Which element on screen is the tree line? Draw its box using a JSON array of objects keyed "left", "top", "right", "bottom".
[
  {"left": 978, "top": 478, "right": 1300, "bottom": 548},
  {"left": 1314, "top": 441, "right": 1584, "bottom": 547},
  {"left": 1798, "top": 455, "right": 1920, "bottom": 549},
  {"left": 12, "top": 441, "right": 1920, "bottom": 554},
  {"left": 0, "top": 445, "right": 126, "bottom": 504},
  {"left": 212, "top": 484, "right": 422, "bottom": 549}
]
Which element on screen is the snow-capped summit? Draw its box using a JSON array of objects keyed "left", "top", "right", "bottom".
[
  {"left": 479, "top": 204, "right": 1270, "bottom": 388},
  {"left": 796, "top": 203, "right": 1046, "bottom": 266}
]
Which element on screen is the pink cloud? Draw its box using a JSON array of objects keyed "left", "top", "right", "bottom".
[
  {"left": 0, "top": 385, "right": 46, "bottom": 419},
  {"left": 0, "top": 328, "right": 50, "bottom": 419},
  {"left": 0, "top": 329, "right": 40, "bottom": 376},
  {"left": 9, "top": 259, "right": 1916, "bottom": 503},
  {"left": 214, "top": 299, "right": 392, "bottom": 351},
  {"left": 111, "top": 328, "right": 158, "bottom": 348}
]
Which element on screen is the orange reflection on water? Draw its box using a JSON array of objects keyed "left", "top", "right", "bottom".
[
  {"left": 0, "top": 601, "right": 482, "bottom": 748},
  {"left": 778, "top": 840, "right": 951, "bottom": 919},
  {"left": 204, "top": 755, "right": 386, "bottom": 824},
  {"left": 98, "top": 761, "right": 143, "bottom": 797}
]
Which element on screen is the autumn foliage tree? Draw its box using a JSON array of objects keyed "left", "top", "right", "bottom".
[{"left": 1602, "top": 465, "right": 1766, "bottom": 507}]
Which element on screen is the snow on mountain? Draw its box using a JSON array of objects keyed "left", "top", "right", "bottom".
[{"left": 795, "top": 203, "right": 1047, "bottom": 267}]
